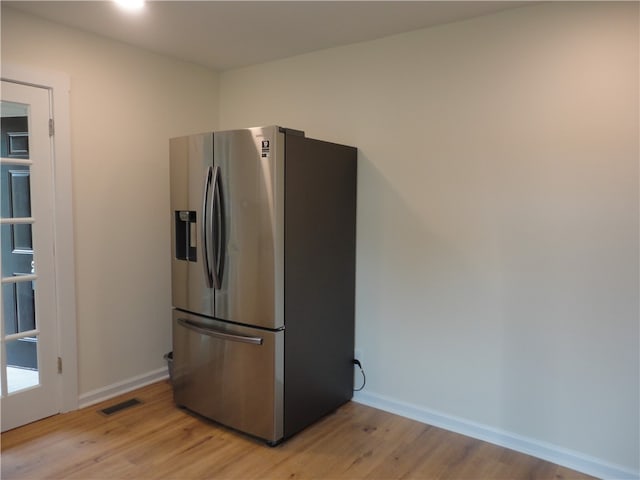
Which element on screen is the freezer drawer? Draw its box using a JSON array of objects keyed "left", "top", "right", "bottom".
[{"left": 172, "top": 310, "right": 284, "bottom": 443}]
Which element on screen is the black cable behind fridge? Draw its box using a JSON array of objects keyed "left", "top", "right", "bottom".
[{"left": 353, "top": 359, "right": 366, "bottom": 392}]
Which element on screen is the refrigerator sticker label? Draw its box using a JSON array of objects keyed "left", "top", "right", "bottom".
[{"left": 261, "top": 140, "right": 270, "bottom": 158}]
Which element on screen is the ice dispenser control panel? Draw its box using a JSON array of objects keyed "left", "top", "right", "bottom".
[{"left": 175, "top": 210, "right": 197, "bottom": 262}]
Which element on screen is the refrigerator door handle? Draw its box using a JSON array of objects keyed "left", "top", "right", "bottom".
[
  {"left": 201, "top": 166, "right": 214, "bottom": 288},
  {"left": 177, "top": 318, "right": 263, "bottom": 345},
  {"left": 211, "top": 165, "right": 223, "bottom": 289}
]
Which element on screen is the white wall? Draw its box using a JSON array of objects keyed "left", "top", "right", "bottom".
[
  {"left": 1, "top": 8, "right": 219, "bottom": 395},
  {"left": 220, "top": 2, "right": 638, "bottom": 474}
]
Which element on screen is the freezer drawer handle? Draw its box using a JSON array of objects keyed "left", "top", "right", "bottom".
[{"left": 177, "top": 318, "right": 263, "bottom": 345}]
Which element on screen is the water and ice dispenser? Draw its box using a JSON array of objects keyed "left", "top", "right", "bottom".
[{"left": 174, "top": 210, "right": 197, "bottom": 262}]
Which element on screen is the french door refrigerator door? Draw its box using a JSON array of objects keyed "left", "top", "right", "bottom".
[
  {"left": 170, "top": 133, "right": 215, "bottom": 318},
  {"left": 172, "top": 310, "right": 284, "bottom": 443},
  {"left": 213, "top": 126, "right": 285, "bottom": 330}
]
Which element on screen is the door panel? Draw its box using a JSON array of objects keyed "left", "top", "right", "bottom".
[
  {"left": 169, "top": 133, "right": 215, "bottom": 317},
  {"left": 172, "top": 310, "right": 284, "bottom": 442},
  {"left": 1, "top": 81, "right": 59, "bottom": 431},
  {"left": 0, "top": 116, "right": 34, "bottom": 368},
  {"left": 213, "top": 127, "right": 284, "bottom": 329}
]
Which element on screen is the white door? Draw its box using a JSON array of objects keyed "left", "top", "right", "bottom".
[{"left": 1, "top": 80, "right": 60, "bottom": 431}]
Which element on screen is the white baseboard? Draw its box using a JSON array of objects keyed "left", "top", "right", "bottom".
[
  {"left": 78, "top": 367, "right": 169, "bottom": 409},
  {"left": 353, "top": 390, "right": 639, "bottom": 480}
]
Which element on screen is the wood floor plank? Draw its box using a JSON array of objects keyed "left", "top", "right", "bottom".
[{"left": 1, "top": 381, "right": 596, "bottom": 479}]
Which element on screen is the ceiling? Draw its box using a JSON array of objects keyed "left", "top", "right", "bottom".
[{"left": 4, "top": 1, "right": 524, "bottom": 72}]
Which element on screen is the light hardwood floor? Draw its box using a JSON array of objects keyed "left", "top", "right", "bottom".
[{"left": 1, "top": 381, "right": 595, "bottom": 479}]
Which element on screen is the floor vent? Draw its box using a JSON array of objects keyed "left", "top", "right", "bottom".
[{"left": 99, "top": 398, "right": 142, "bottom": 416}]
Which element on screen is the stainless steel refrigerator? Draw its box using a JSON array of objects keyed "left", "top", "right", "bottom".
[{"left": 169, "top": 126, "right": 357, "bottom": 445}]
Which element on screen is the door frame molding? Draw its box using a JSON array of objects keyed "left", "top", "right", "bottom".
[{"left": 2, "top": 64, "right": 78, "bottom": 413}]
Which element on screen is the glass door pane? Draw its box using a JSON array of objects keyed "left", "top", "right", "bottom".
[{"left": 1, "top": 100, "right": 39, "bottom": 394}]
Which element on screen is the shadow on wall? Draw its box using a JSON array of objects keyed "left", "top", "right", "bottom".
[{"left": 355, "top": 151, "right": 508, "bottom": 415}]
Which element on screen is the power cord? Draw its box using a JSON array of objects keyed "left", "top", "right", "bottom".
[{"left": 353, "top": 359, "right": 366, "bottom": 391}]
